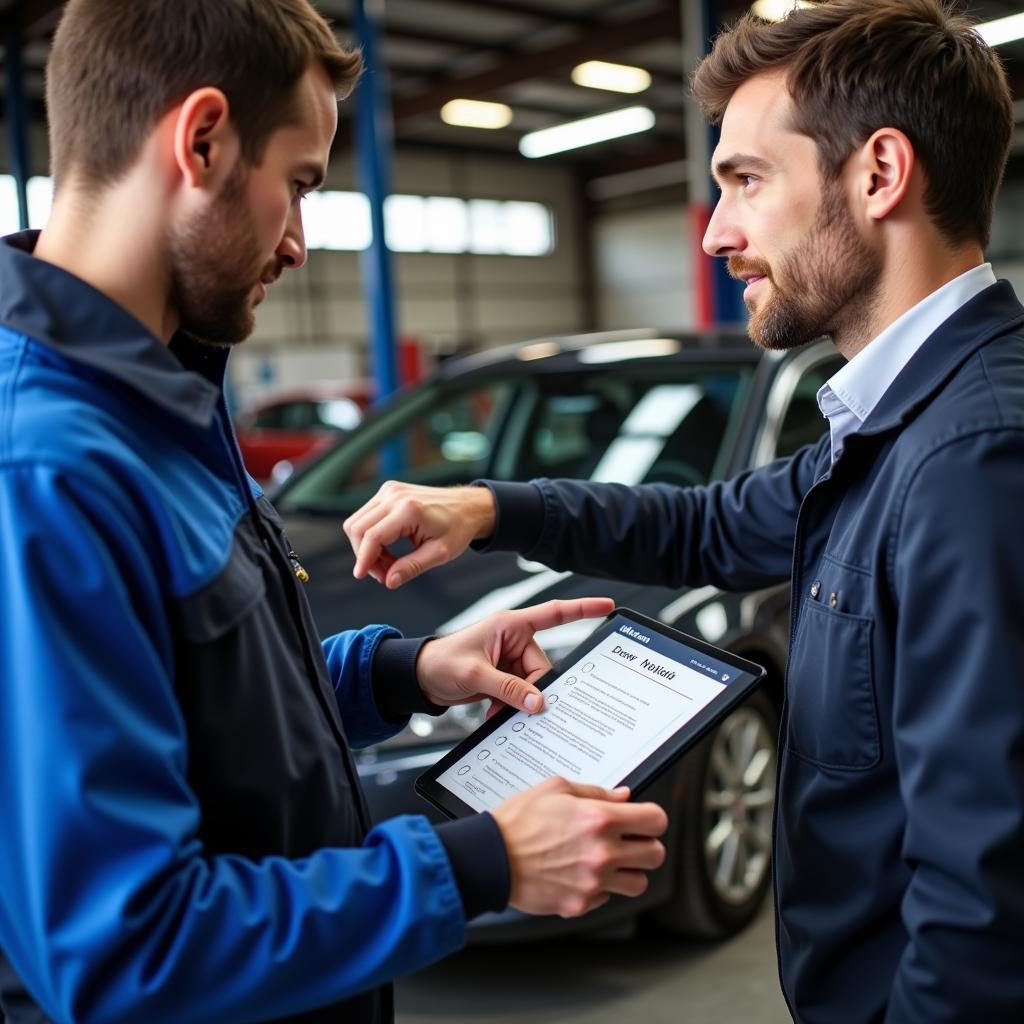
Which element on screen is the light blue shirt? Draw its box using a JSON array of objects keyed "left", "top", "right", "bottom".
[{"left": 817, "top": 263, "right": 997, "bottom": 463}]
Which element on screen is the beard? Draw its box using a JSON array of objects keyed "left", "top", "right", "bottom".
[
  {"left": 168, "top": 162, "right": 277, "bottom": 347},
  {"left": 729, "top": 182, "right": 882, "bottom": 352}
]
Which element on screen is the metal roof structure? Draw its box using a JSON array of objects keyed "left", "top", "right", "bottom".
[{"left": 2, "top": 0, "right": 1024, "bottom": 190}]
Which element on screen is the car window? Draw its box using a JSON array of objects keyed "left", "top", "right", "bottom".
[
  {"left": 250, "top": 401, "right": 319, "bottom": 431},
  {"left": 250, "top": 404, "right": 289, "bottom": 429},
  {"left": 277, "top": 381, "right": 514, "bottom": 514},
  {"left": 277, "top": 362, "right": 755, "bottom": 515},
  {"left": 773, "top": 356, "right": 844, "bottom": 459},
  {"left": 513, "top": 370, "right": 750, "bottom": 487}
]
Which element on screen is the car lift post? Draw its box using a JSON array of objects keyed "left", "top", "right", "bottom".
[
  {"left": 354, "top": 0, "right": 404, "bottom": 475},
  {"left": 683, "top": 0, "right": 747, "bottom": 328},
  {"left": 5, "top": 26, "right": 31, "bottom": 232}
]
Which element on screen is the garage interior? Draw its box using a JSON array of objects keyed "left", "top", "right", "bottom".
[
  {"left": 2, "top": 2, "right": 1024, "bottom": 1023},
  {"left": 6, "top": 0, "right": 1024, "bottom": 407}
]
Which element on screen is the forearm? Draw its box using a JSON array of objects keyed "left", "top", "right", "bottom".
[
  {"left": 322, "top": 627, "right": 445, "bottom": 747},
  {"left": 476, "top": 451, "right": 814, "bottom": 591}
]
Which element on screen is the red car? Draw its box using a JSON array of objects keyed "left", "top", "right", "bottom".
[{"left": 234, "top": 381, "right": 373, "bottom": 483}]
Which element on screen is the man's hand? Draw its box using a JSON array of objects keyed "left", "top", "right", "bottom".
[
  {"left": 493, "top": 777, "right": 668, "bottom": 917},
  {"left": 416, "top": 598, "right": 614, "bottom": 715},
  {"left": 342, "top": 482, "right": 495, "bottom": 589}
]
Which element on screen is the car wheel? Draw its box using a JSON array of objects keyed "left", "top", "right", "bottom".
[{"left": 650, "top": 689, "right": 778, "bottom": 939}]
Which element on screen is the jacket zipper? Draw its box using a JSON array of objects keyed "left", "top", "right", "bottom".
[
  {"left": 288, "top": 549, "right": 310, "bottom": 583},
  {"left": 214, "top": 404, "right": 371, "bottom": 836}
]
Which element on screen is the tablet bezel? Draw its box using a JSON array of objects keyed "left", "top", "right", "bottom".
[{"left": 415, "top": 606, "right": 767, "bottom": 820}]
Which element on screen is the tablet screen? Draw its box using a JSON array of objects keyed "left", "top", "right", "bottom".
[{"left": 432, "top": 611, "right": 762, "bottom": 815}]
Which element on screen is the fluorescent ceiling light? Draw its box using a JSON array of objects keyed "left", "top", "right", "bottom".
[
  {"left": 519, "top": 106, "right": 655, "bottom": 158},
  {"left": 976, "top": 13, "right": 1024, "bottom": 47},
  {"left": 571, "top": 60, "right": 651, "bottom": 94},
  {"left": 750, "top": 0, "right": 815, "bottom": 21},
  {"left": 440, "top": 99, "right": 513, "bottom": 130}
]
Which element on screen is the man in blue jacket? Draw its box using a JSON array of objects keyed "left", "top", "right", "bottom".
[
  {"left": 0, "top": 2, "right": 671, "bottom": 1023},
  {"left": 345, "top": 1, "right": 1024, "bottom": 1020}
]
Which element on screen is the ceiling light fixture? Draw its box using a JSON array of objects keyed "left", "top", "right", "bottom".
[
  {"left": 571, "top": 60, "right": 652, "bottom": 94},
  {"left": 519, "top": 106, "right": 655, "bottom": 159},
  {"left": 975, "top": 12, "right": 1024, "bottom": 47},
  {"left": 440, "top": 99, "right": 513, "bottom": 130},
  {"left": 750, "top": 0, "right": 815, "bottom": 21}
]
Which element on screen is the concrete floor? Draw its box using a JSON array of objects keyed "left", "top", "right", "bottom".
[{"left": 396, "top": 900, "right": 791, "bottom": 1024}]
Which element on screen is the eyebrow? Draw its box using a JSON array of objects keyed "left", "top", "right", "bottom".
[{"left": 712, "top": 153, "right": 773, "bottom": 185}]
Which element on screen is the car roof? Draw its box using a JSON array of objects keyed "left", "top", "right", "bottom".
[{"left": 433, "top": 327, "right": 767, "bottom": 383}]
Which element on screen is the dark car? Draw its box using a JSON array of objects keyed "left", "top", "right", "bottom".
[{"left": 270, "top": 329, "right": 843, "bottom": 942}]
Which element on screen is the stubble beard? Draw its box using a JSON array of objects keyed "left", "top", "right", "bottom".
[
  {"left": 168, "top": 162, "right": 268, "bottom": 348},
  {"left": 734, "top": 182, "right": 883, "bottom": 352}
]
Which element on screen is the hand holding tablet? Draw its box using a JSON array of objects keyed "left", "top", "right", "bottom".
[
  {"left": 490, "top": 776, "right": 668, "bottom": 917},
  {"left": 418, "top": 608, "right": 766, "bottom": 818}
]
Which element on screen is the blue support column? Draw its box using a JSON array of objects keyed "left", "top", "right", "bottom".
[
  {"left": 5, "top": 28, "right": 31, "bottom": 231},
  {"left": 353, "top": 0, "right": 404, "bottom": 477},
  {"left": 354, "top": 0, "right": 399, "bottom": 401},
  {"left": 700, "top": 0, "right": 747, "bottom": 326}
]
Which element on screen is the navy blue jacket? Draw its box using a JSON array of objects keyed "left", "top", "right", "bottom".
[
  {"left": 482, "top": 282, "right": 1024, "bottom": 1022},
  {"left": 0, "top": 233, "right": 507, "bottom": 1024}
]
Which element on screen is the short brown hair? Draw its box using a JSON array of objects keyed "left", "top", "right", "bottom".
[
  {"left": 692, "top": 0, "right": 1013, "bottom": 248},
  {"left": 46, "top": 0, "right": 362, "bottom": 190}
]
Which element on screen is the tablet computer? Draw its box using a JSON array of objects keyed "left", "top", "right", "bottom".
[{"left": 416, "top": 607, "right": 767, "bottom": 820}]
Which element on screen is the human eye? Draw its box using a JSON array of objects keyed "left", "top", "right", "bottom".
[
  {"left": 732, "top": 172, "right": 762, "bottom": 195},
  {"left": 294, "top": 180, "right": 316, "bottom": 202}
]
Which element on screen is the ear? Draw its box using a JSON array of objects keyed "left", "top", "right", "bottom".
[
  {"left": 852, "top": 127, "right": 915, "bottom": 224},
  {"left": 171, "top": 87, "right": 238, "bottom": 191}
]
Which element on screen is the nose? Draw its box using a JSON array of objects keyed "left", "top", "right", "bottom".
[
  {"left": 702, "top": 196, "right": 745, "bottom": 259},
  {"left": 276, "top": 202, "right": 308, "bottom": 271}
]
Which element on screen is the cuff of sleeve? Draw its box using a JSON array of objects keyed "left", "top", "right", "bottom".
[
  {"left": 435, "top": 812, "right": 511, "bottom": 920},
  {"left": 372, "top": 637, "right": 447, "bottom": 722},
  {"left": 470, "top": 480, "right": 544, "bottom": 554}
]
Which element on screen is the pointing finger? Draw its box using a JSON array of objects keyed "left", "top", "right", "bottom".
[{"left": 514, "top": 598, "right": 615, "bottom": 634}]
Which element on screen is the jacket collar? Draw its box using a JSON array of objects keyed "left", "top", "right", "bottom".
[
  {"left": 0, "top": 230, "right": 222, "bottom": 428},
  {"left": 856, "top": 279, "right": 1024, "bottom": 439}
]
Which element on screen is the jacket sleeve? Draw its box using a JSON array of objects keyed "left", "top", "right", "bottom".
[
  {"left": 885, "top": 429, "right": 1024, "bottom": 1022},
  {"left": 322, "top": 631, "right": 448, "bottom": 749},
  {"left": 477, "top": 438, "right": 825, "bottom": 591},
  {"left": 0, "top": 462, "right": 470, "bottom": 1024}
]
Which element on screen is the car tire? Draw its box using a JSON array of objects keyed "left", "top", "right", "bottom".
[{"left": 649, "top": 689, "right": 778, "bottom": 939}]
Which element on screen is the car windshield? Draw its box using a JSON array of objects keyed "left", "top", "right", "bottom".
[{"left": 275, "top": 361, "right": 755, "bottom": 516}]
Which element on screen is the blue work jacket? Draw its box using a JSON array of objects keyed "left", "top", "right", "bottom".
[
  {"left": 0, "top": 233, "right": 506, "bottom": 1024},
  {"left": 483, "top": 281, "right": 1024, "bottom": 1022}
]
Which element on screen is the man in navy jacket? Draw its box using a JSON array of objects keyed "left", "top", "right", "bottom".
[
  {"left": 345, "top": 1, "right": 1024, "bottom": 1020},
  {"left": 0, "top": 2, "right": 670, "bottom": 1023}
]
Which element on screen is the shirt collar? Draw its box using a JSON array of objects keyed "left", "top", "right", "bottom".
[
  {"left": 0, "top": 230, "right": 222, "bottom": 428},
  {"left": 817, "top": 263, "right": 997, "bottom": 427}
]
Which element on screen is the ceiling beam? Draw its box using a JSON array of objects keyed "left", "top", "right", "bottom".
[
  {"left": 408, "top": 0, "right": 596, "bottom": 26},
  {"left": 580, "top": 140, "right": 688, "bottom": 179},
  {"left": 333, "top": 20, "right": 489, "bottom": 53},
  {"left": 4, "top": 0, "right": 65, "bottom": 39},
  {"left": 389, "top": 4, "right": 681, "bottom": 124}
]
